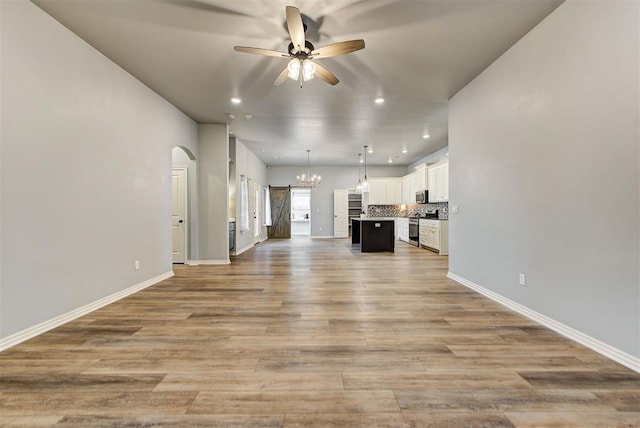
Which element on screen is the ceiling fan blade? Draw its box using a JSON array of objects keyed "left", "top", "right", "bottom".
[
  {"left": 313, "top": 62, "right": 339, "bottom": 86},
  {"left": 286, "top": 6, "right": 305, "bottom": 52},
  {"left": 273, "top": 67, "right": 289, "bottom": 86},
  {"left": 234, "top": 46, "right": 289, "bottom": 57},
  {"left": 311, "top": 39, "right": 365, "bottom": 58}
]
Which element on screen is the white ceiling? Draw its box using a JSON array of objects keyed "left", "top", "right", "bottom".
[{"left": 32, "top": 0, "right": 563, "bottom": 166}]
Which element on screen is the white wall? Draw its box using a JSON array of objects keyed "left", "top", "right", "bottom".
[
  {"left": 197, "top": 124, "right": 229, "bottom": 263},
  {"left": 268, "top": 165, "right": 407, "bottom": 236},
  {"left": 449, "top": 0, "right": 639, "bottom": 357},
  {"left": 0, "top": 1, "right": 198, "bottom": 338}
]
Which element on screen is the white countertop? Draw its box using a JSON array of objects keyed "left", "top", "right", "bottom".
[{"left": 353, "top": 217, "right": 396, "bottom": 221}]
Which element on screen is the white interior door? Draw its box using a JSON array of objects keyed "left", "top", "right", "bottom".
[
  {"left": 253, "top": 182, "right": 261, "bottom": 244},
  {"left": 333, "top": 189, "right": 349, "bottom": 238},
  {"left": 171, "top": 167, "right": 187, "bottom": 263}
]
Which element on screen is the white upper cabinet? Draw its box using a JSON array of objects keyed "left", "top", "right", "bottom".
[
  {"left": 368, "top": 177, "right": 402, "bottom": 205},
  {"left": 428, "top": 160, "right": 449, "bottom": 202},
  {"left": 399, "top": 164, "right": 428, "bottom": 204},
  {"left": 414, "top": 164, "right": 428, "bottom": 191},
  {"left": 386, "top": 178, "right": 402, "bottom": 204},
  {"left": 401, "top": 173, "right": 416, "bottom": 204},
  {"left": 367, "top": 178, "right": 386, "bottom": 204}
]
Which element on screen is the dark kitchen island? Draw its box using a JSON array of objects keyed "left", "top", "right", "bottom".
[{"left": 351, "top": 218, "right": 395, "bottom": 253}]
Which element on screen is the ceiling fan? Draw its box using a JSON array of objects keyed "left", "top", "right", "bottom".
[{"left": 234, "top": 6, "right": 365, "bottom": 87}]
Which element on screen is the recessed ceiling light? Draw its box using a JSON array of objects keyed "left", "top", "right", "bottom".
[
  {"left": 230, "top": 97, "right": 242, "bottom": 104},
  {"left": 260, "top": 149, "right": 265, "bottom": 152},
  {"left": 422, "top": 133, "right": 430, "bottom": 139},
  {"left": 374, "top": 97, "right": 385, "bottom": 105},
  {"left": 401, "top": 147, "right": 408, "bottom": 154},
  {"left": 387, "top": 157, "right": 393, "bottom": 163},
  {"left": 227, "top": 113, "right": 236, "bottom": 120}
]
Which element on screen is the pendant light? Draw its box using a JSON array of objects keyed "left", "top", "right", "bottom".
[
  {"left": 356, "top": 153, "right": 363, "bottom": 194},
  {"left": 362, "top": 146, "right": 370, "bottom": 193}
]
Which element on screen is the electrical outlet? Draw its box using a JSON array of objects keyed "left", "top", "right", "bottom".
[
  {"left": 135, "top": 260, "right": 140, "bottom": 270},
  {"left": 519, "top": 273, "right": 526, "bottom": 286}
]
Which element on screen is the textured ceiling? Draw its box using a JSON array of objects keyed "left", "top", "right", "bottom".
[{"left": 32, "top": 0, "right": 563, "bottom": 166}]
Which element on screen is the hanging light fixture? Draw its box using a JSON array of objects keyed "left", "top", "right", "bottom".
[
  {"left": 362, "top": 146, "right": 370, "bottom": 193},
  {"left": 356, "top": 153, "right": 363, "bottom": 194},
  {"left": 287, "top": 58, "right": 316, "bottom": 87},
  {"left": 296, "top": 149, "right": 321, "bottom": 188}
]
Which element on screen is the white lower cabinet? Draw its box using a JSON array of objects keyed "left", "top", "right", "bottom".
[
  {"left": 397, "top": 217, "right": 409, "bottom": 242},
  {"left": 419, "top": 219, "right": 448, "bottom": 255}
]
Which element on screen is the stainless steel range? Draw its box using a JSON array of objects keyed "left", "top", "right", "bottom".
[
  {"left": 408, "top": 218, "right": 420, "bottom": 246},
  {"left": 408, "top": 209, "right": 438, "bottom": 247}
]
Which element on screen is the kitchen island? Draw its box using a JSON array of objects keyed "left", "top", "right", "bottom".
[{"left": 351, "top": 218, "right": 395, "bottom": 253}]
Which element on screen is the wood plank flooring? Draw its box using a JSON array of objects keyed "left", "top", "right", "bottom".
[{"left": 1, "top": 237, "right": 639, "bottom": 427}]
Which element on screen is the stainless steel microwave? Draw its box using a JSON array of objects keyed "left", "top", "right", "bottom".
[{"left": 416, "top": 190, "right": 428, "bottom": 204}]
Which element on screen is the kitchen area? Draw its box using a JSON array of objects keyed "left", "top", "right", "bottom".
[{"left": 345, "top": 159, "right": 450, "bottom": 254}]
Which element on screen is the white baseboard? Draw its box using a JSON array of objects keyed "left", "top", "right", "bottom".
[
  {"left": 447, "top": 272, "right": 640, "bottom": 373},
  {"left": 231, "top": 243, "right": 254, "bottom": 256},
  {"left": 312, "top": 236, "right": 339, "bottom": 239},
  {"left": 187, "top": 259, "right": 230, "bottom": 265},
  {"left": 0, "top": 271, "right": 174, "bottom": 352}
]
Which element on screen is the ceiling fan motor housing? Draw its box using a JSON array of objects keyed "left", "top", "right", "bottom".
[{"left": 288, "top": 40, "right": 315, "bottom": 56}]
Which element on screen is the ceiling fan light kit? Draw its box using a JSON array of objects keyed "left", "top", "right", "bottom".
[{"left": 234, "top": 6, "right": 365, "bottom": 88}]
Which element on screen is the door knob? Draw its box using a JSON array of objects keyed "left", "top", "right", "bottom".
[{"left": 178, "top": 219, "right": 183, "bottom": 223}]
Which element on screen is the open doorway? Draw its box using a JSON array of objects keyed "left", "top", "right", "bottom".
[
  {"left": 291, "top": 188, "right": 311, "bottom": 236},
  {"left": 171, "top": 146, "right": 196, "bottom": 264}
]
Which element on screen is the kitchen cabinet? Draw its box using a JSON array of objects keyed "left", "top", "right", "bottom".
[
  {"left": 419, "top": 219, "right": 448, "bottom": 255},
  {"left": 367, "top": 179, "right": 385, "bottom": 204},
  {"left": 352, "top": 219, "right": 395, "bottom": 252},
  {"left": 397, "top": 217, "right": 409, "bottom": 242},
  {"left": 368, "top": 177, "right": 402, "bottom": 204},
  {"left": 401, "top": 173, "right": 416, "bottom": 204},
  {"left": 428, "top": 160, "right": 449, "bottom": 202},
  {"left": 399, "top": 164, "right": 428, "bottom": 204},
  {"left": 414, "top": 164, "right": 428, "bottom": 191},
  {"left": 387, "top": 178, "right": 402, "bottom": 204}
]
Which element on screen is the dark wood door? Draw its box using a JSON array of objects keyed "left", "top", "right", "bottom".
[{"left": 268, "top": 187, "right": 291, "bottom": 239}]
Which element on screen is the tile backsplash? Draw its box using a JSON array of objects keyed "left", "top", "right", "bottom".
[{"left": 367, "top": 202, "right": 449, "bottom": 219}]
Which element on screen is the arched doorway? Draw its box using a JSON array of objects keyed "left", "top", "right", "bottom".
[{"left": 171, "top": 146, "right": 196, "bottom": 264}]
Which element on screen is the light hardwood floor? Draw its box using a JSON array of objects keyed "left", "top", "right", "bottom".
[{"left": 1, "top": 238, "right": 639, "bottom": 427}]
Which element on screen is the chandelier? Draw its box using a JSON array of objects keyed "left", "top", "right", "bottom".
[{"left": 296, "top": 149, "right": 321, "bottom": 188}]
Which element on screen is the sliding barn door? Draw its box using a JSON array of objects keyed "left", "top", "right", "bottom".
[{"left": 268, "top": 187, "right": 291, "bottom": 239}]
